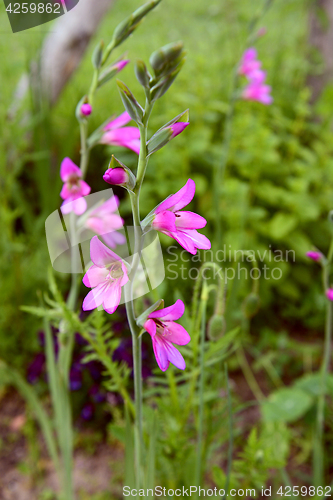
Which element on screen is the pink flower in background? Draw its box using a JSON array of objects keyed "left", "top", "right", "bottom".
[
  {"left": 85, "top": 196, "right": 126, "bottom": 248},
  {"left": 326, "top": 289, "right": 333, "bottom": 301},
  {"left": 114, "top": 59, "right": 130, "bottom": 72},
  {"left": 81, "top": 103, "right": 92, "bottom": 116},
  {"left": 103, "top": 167, "right": 129, "bottom": 186},
  {"left": 100, "top": 112, "right": 140, "bottom": 155},
  {"left": 239, "top": 47, "right": 273, "bottom": 105},
  {"left": 242, "top": 69, "right": 273, "bottom": 105},
  {"left": 60, "top": 158, "right": 91, "bottom": 215},
  {"left": 306, "top": 251, "right": 321, "bottom": 262},
  {"left": 82, "top": 236, "right": 128, "bottom": 314},
  {"left": 239, "top": 48, "right": 261, "bottom": 77},
  {"left": 144, "top": 299, "right": 190, "bottom": 371},
  {"left": 152, "top": 179, "right": 211, "bottom": 255}
]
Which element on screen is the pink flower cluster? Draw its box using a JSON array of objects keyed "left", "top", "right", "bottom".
[{"left": 239, "top": 48, "right": 273, "bottom": 105}]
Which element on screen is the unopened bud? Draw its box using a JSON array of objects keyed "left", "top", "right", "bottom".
[
  {"left": 208, "top": 314, "right": 226, "bottom": 341},
  {"left": 103, "top": 156, "right": 136, "bottom": 191},
  {"left": 80, "top": 103, "right": 92, "bottom": 116},
  {"left": 306, "top": 251, "right": 321, "bottom": 262},
  {"left": 242, "top": 293, "right": 260, "bottom": 319}
]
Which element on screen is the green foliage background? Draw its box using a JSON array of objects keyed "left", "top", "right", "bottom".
[{"left": 0, "top": 0, "right": 332, "bottom": 362}]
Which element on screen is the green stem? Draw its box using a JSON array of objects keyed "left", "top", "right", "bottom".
[
  {"left": 195, "top": 285, "right": 208, "bottom": 492},
  {"left": 314, "top": 260, "right": 333, "bottom": 486},
  {"left": 223, "top": 364, "right": 233, "bottom": 500},
  {"left": 124, "top": 97, "right": 155, "bottom": 490}
]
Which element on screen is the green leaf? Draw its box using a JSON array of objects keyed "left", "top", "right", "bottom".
[
  {"left": 261, "top": 387, "right": 314, "bottom": 423},
  {"left": 117, "top": 80, "right": 143, "bottom": 125},
  {"left": 294, "top": 373, "right": 333, "bottom": 397}
]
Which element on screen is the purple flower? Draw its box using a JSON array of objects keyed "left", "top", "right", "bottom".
[
  {"left": 103, "top": 167, "right": 129, "bottom": 187},
  {"left": 242, "top": 69, "right": 273, "bottom": 105},
  {"left": 60, "top": 158, "right": 91, "bottom": 215},
  {"left": 306, "top": 251, "right": 321, "bottom": 262},
  {"left": 27, "top": 353, "right": 45, "bottom": 384},
  {"left": 152, "top": 179, "right": 211, "bottom": 255},
  {"left": 100, "top": 112, "right": 140, "bottom": 154},
  {"left": 84, "top": 196, "right": 126, "bottom": 248},
  {"left": 81, "top": 103, "right": 92, "bottom": 116},
  {"left": 82, "top": 236, "right": 128, "bottom": 314},
  {"left": 81, "top": 403, "right": 94, "bottom": 421},
  {"left": 239, "top": 48, "right": 261, "bottom": 77},
  {"left": 69, "top": 365, "right": 82, "bottom": 391},
  {"left": 144, "top": 299, "right": 190, "bottom": 371}
]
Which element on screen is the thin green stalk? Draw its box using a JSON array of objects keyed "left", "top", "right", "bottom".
[
  {"left": 124, "top": 98, "right": 155, "bottom": 490},
  {"left": 236, "top": 344, "right": 265, "bottom": 401},
  {"left": 223, "top": 364, "right": 233, "bottom": 500},
  {"left": 314, "top": 261, "right": 333, "bottom": 486},
  {"left": 195, "top": 284, "right": 208, "bottom": 492}
]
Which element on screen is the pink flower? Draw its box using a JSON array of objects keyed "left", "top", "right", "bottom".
[
  {"left": 60, "top": 158, "right": 91, "bottom": 215},
  {"left": 152, "top": 179, "right": 211, "bottom": 255},
  {"left": 85, "top": 196, "right": 126, "bottom": 248},
  {"left": 239, "top": 48, "right": 261, "bottom": 77},
  {"left": 103, "top": 168, "right": 129, "bottom": 186},
  {"left": 82, "top": 236, "right": 128, "bottom": 314},
  {"left": 170, "top": 122, "right": 189, "bottom": 137},
  {"left": 242, "top": 69, "right": 273, "bottom": 105},
  {"left": 114, "top": 59, "right": 130, "bottom": 72},
  {"left": 100, "top": 112, "right": 140, "bottom": 155},
  {"left": 326, "top": 289, "right": 333, "bottom": 301},
  {"left": 81, "top": 104, "right": 92, "bottom": 116},
  {"left": 306, "top": 251, "right": 321, "bottom": 262},
  {"left": 144, "top": 299, "right": 190, "bottom": 371}
]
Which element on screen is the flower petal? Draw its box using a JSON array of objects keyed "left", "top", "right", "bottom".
[
  {"left": 83, "top": 264, "right": 108, "bottom": 288},
  {"left": 79, "top": 180, "right": 91, "bottom": 197},
  {"left": 170, "top": 230, "right": 197, "bottom": 254},
  {"left": 163, "top": 340, "right": 186, "bottom": 370},
  {"left": 102, "top": 231, "right": 126, "bottom": 248},
  {"left": 82, "top": 282, "right": 108, "bottom": 310},
  {"left": 152, "top": 211, "right": 177, "bottom": 232},
  {"left": 72, "top": 197, "right": 87, "bottom": 215},
  {"left": 90, "top": 235, "right": 121, "bottom": 267},
  {"left": 144, "top": 318, "right": 157, "bottom": 336},
  {"left": 152, "top": 336, "right": 169, "bottom": 371},
  {"left": 60, "top": 158, "right": 82, "bottom": 182},
  {"left": 164, "top": 321, "right": 191, "bottom": 345},
  {"left": 104, "top": 111, "right": 132, "bottom": 131},
  {"left": 103, "top": 281, "right": 122, "bottom": 314},
  {"left": 175, "top": 211, "right": 207, "bottom": 229},
  {"left": 180, "top": 229, "right": 211, "bottom": 251},
  {"left": 149, "top": 299, "right": 185, "bottom": 321},
  {"left": 155, "top": 179, "right": 196, "bottom": 214},
  {"left": 60, "top": 183, "right": 71, "bottom": 200}
]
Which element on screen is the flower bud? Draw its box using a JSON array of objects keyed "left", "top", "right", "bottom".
[
  {"left": 147, "top": 113, "right": 189, "bottom": 156},
  {"left": 326, "top": 288, "right": 333, "bottom": 301},
  {"left": 103, "top": 155, "right": 136, "bottom": 191},
  {"left": 242, "top": 293, "right": 260, "bottom": 319},
  {"left": 80, "top": 103, "right": 92, "bottom": 116},
  {"left": 208, "top": 314, "right": 226, "bottom": 341},
  {"left": 306, "top": 251, "right": 321, "bottom": 262}
]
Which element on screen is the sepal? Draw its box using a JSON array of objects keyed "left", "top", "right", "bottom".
[
  {"left": 92, "top": 40, "right": 104, "bottom": 69},
  {"left": 103, "top": 155, "right": 136, "bottom": 191},
  {"left": 117, "top": 80, "right": 144, "bottom": 125},
  {"left": 136, "top": 299, "right": 164, "bottom": 327}
]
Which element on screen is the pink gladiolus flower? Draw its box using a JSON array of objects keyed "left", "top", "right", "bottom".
[
  {"left": 82, "top": 236, "right": 128, "bottom": 314},
  {"left": 100, "top": 112, "right": 140, "bottom": 155},
  {"left": 306, "top": 251, "right": 321, "bottom": 262},
  {"left": 170, "top": 122, "right": 189, "bottom": 138},
  {"left": 85, "top": 196, "right": 126, "bottom": 248},
  {"left": 144, "top": 299, "right": 190, "bottom": 371},
  {"left": 152, "top": 179, "right": 211, "bottom": 255},
  {"left": 103, "top": 167, "right": 129, "bottom": 186},
  {"left": 81, "top": 103, "right": 92, "bottom": 116},
  {"left": 242, "top": 70, "right": 273, "bottom": 105},
  {"left": 239, "top": 48, "right": 261, "bottom": 76},
  {"left": 326, "top": 289, "right": 333, "bottom": 301},
  {"left": 115, "top": 59, "right": 130, "bottom": 72},
  {"left": 60, "top": 158, "right": 91, "bottom": 215}
]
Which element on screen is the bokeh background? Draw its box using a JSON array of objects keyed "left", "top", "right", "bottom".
[{"left": 1, "top": 0, "right": 333, "bottom": 498}]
